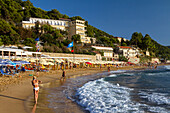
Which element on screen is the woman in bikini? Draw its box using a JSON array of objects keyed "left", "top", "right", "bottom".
[{"left": 32, "top": 76, "right": 42, "bottom": 104}]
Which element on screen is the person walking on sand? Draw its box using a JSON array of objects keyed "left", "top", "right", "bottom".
[
  {"left": 32, "top": 76, "right": 42, "bottom": 104},
  {"left": 60, "top": 69, "right": 66, "bottom": 81}
]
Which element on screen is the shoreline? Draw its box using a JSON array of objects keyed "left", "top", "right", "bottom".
[{"left": 0, "top": 65, "right": 163, "bottom": 113}]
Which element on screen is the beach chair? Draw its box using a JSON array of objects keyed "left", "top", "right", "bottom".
[
  {"left": 25, "top": 69, "right": 34, "bottom": 72},
  {"left": 0, "top": 69, "right": 14, "bottom": 77}
]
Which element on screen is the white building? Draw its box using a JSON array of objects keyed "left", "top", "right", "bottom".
[
  {"left": 117, "top": 46, "right": 140, "bottom": 58},
  {"left": 91, "top": 46, "right": 113, "bottom": 61},
  {"left": 21, "top": 17, "right": 93, "bottom": 44},
  {"left": 0, "top": 47, "right": 41, "bottom": 59}
]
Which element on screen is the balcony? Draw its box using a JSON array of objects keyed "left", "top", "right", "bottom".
[{"left": 76, "top": 28, "right": 86, "bottom": 31}]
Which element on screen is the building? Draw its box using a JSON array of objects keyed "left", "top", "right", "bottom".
[
  {"left": 114, "top": 37, "right": 128, "bottom": 42},
  {"left": 68, "top": 20, "right": 87, "bottom": 42},
  {"left": 145, "top": 50, "right": 150, "bottom": 56},
  {"left": 0, "top": 47, "right": 41, "bottom": 59},
  {"left": 22, "top": 18, "right": 69, "bottom": 30},
  {"left": 151, "top": 58, "right": 160, "bottom": 64},
  {"left": 116, "top": 46, "right": 140, "bottom": 58},
  {"left": 91, "top": 46, "right": 113, "bottom": 61},
  {"left": 21, "top": 17, "right": 92, "bottom": 44}
]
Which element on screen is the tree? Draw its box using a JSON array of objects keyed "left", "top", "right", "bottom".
[
  {"left": 71, "top": 34, "right": 81, "bottom": 43},
  {"left": 70, "top": 16, "right": 84, "bottom": 21},
  {"left": 0, "top": 38, "right": 3, "bottom": 46},
  {"left": 143, "top": 34, "right": 152, "bottom": 51},
  {"left": 119, "top": 55, "right": 128, "bottom": 62},
  {"left": 130, "top": 32, "right": 143, "bottom": 48},
  {"left": 121, "top": 42, "right": 127, "bottom": 46},
  {"left": 23, "top": 38, "right": 35, "bottom": 46},
  {"left": 35, "top": 21, "right": 40, "bottom": 34}
]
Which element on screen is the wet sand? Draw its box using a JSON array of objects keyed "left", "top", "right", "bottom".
[{"left": 0, "top": 66, "right": 147, "bottom": 113}]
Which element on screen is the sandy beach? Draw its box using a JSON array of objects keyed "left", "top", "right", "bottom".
[{"left": 0, "top": 66, "right": 149, "bottom": 113}]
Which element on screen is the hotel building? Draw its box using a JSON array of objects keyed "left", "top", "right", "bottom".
[
  {"left": 116, "top": 46, "right": 140, "bottom": 58},
  {"left": 21, "top": 17, "right": 92, "bottom": 43},
  {"left": 91, "top": 46, "right": 114, "bottom": 61}
]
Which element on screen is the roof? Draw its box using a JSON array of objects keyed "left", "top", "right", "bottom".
[
  {"left": 0, "top": 48, "right": 24, "bottom": 52},
  {"left": 59, "top": 18, "right": 71, "bottom": 21},
  {"left": 30, "top": 52, "right": 41, "bottom": 54},
  {"left": 92, "top": 46, "right": 113, "bottom": 51},
  {"left": 118, "top": 46, "right": 132, "bottom": 49},
  {"left": 92, "top": 51, "right": 100, "bottom": 54},
  {"left": 22, "top": 46, "right": 33, "bottom": 49}
]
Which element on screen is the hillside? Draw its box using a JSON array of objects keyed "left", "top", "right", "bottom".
[
  {"left": 130, "top": 32, "right": 170, "bottom": 60},
  {"left": 0, "top": 0, "right": 116, "bottom": 53},
  {"left": 0, "top": 0, "right": 170, "bottom": 60}
]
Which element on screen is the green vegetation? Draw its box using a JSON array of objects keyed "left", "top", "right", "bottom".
[
  {"left": 0, "top": 0, "right": 169, "bottom": 60},
  {"left": 130, "top": 32, "right": 170, "bottom": 60},
  {"left": 85, "top": 24, "right": 119, "bottom": 47},
  {"left": 119, "top": 55, "right": 128, "bottom": 62}
]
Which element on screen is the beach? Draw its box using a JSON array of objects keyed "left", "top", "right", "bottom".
[{"left": 0, "top": 66, "right": 153, "bottom": 113}]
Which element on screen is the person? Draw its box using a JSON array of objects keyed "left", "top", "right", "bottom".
[
  {"left": 36, "top": 70, "right": 39, "bottom": 77},
  {"left": 32, "top": 76, "right": 42, "bottom": 104},
  {"left": 116, "top": 64, "right": 119, "bottom": 69},
  {"left": 108, "top": 66, "right": 110, "bottom": 72},
  {"left": 154, "top": 65, "right": 157, "bottom": 69},
  {"left": 100, "top": 64, "right": 102, "bottom": 70},
  {"left": 60, "top": 69, "right": 66, "bottom": 81}
]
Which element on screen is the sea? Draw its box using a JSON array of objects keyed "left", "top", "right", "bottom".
[{"left": 30, "top": 65, "right": 170, "bottom": 113}]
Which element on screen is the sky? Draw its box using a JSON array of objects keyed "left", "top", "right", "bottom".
[{"left": 25, "top": 0, "right": 170, "bottom": 46}]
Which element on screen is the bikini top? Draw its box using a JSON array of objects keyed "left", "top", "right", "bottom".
[
  {"left": 33, "top": 80, "right": 39, "bottom": 86},
  {"left": 34, "top": 83, "right": 38, "bottom": 85}
]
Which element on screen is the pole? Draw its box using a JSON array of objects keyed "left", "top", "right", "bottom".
[{"left": 73, "top": 41, "right": 75, "bottom": 68}]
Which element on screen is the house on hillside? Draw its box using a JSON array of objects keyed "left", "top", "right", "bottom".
[
  {"left": 151, "top": 58, "right": 160, "bottom": 64},
  {"left": 145, "top": 50, "right": 150, "bottom": 56},
  {"left": 114, "top": 37, "right": 128, "bottom": 42},
  {"left": 114, "top": 46, "right": 140, "bottom": 59},
  {"left": 21, "top": 17, "right": 93, "bottom": 44},
  {"left": 91, "top": 46, "right": 113, "bottom": 61}
]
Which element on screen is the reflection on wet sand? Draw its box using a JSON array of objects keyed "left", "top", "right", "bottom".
[{"left": 31, "top": 104, "right": 36, "bottom": 113}]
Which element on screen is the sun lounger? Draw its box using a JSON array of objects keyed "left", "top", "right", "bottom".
[
  {"left": 25, "top": 69, "right": 34, "bottom": 71},
  {"left": 0, "top": 69, "right": 14, "bottom": 77}
]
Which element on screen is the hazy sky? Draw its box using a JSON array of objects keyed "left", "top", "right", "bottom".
[{"left": 25, "top": 0, "right": 170, "bottom": 46}]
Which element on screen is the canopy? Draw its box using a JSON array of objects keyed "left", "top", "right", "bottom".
[{"left": 86, "top": 62, "right": 92, "bottom": 65}]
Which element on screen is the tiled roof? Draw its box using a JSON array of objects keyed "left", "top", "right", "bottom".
[
  {"left": 92, "top": 46, "right": 113, "bottom": 50},
  {"left": 118, "top": 46, "right": 132, "bottom": 49}
]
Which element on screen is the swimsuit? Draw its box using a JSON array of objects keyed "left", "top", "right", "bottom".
[
  {"left": 34, "top": 87, "right": 39, "bottom": 91},
  {"left": 34, "top": 83, "right": 38, "bottom": 85},
  {"left": 33, "top": 81, "right": 39, "bottom": 91}
]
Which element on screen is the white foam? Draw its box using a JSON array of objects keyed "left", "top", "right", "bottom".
[
  {"left": 121, "top": 73, "right": 135, "bottom": 76},
  {"left": 148, "top": 106, "right": 169, "bottom": 113},
  {"left": 76, "top": 78, "right": 147, "bottom": 113},
  {"left": 158, "top": 65, "right": 170, "bottom": 70},
  {"left": 164, "top": 65, "right": 170, "bottom": 70},
  {"left": 109, "top": 74, "right": 117, "bottom": 77},
  {"left": 139, "top": 91, "right": 170, "bottom": 105},
  {"left": 110, "top": 70, "right": 126, "bottom": 73}
]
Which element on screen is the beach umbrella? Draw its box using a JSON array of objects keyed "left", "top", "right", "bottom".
[{"left": 86, "top": 62, "right": 92, "bottom": 65}]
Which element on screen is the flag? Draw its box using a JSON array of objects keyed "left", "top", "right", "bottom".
[
  {"left": 67, "top": 41, "right": 73, "bottom": 48},
  {"left": 71, "top": 50, "right": 74, "bottom": 53},
  {"left": 35, "top": 37, "right": 39, "bottom": 41}
]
